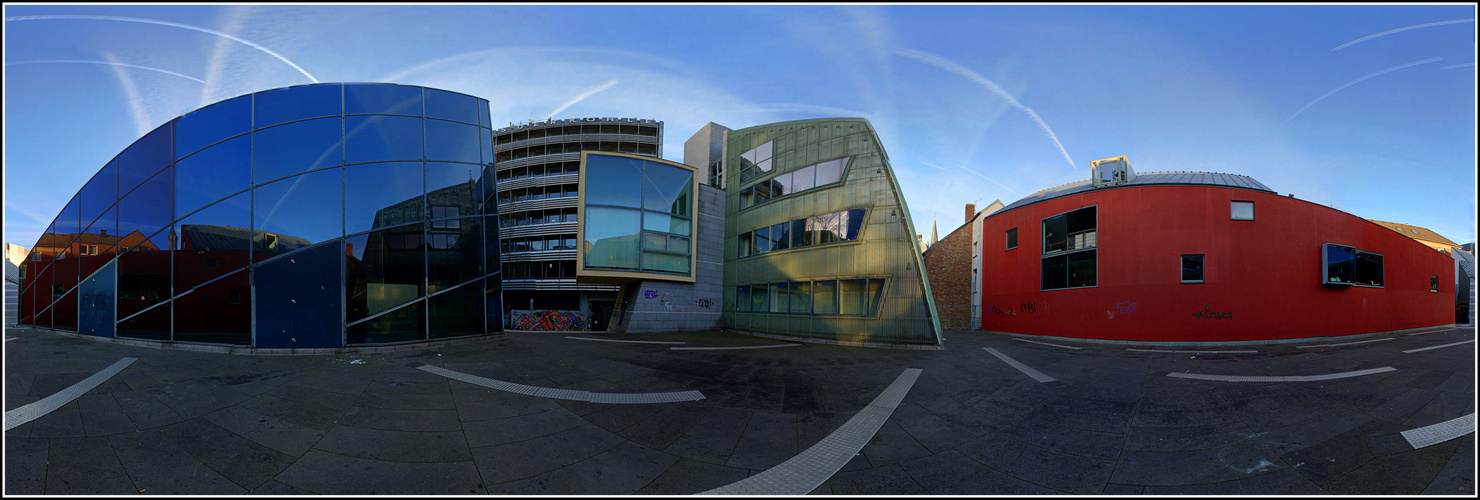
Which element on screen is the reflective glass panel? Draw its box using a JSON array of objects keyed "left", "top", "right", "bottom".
[
  {"left": 1042, "top": 255, "right": 1068, "bottom": 290},
  {"left": 844, "top": 209, "right": 867, "bottom": 241},
  {"left": 815, "top": 158, "right": 845, "bottom": 185},
  {"left": 642, "top": 162, "right": 693, "bottom": 216},
  {"left": 117, "top": 167, "right": 173, "bottom": 252},
  {"left": 175, "top": 94, "right": 250, "bottom": 158},
  {"left": 117, "top": 247, "right": 170, "bottom": 321},
  {"left": 752, "top": 283, "right": 768, "bottom": 312},
  {"left": 348, "top": 299, "right": 425, "bottom": 344},
  {"left": 424, "top": 89, "right": 480, "bottom": 125},
  {"left": 425, "top": 119, "right": 482, "bottom": 163},
  {"left": 426, "top": 162, "right": 479, "bottom": 219},
  {"left": 756, "top": 141, "right": 772, "bottom": 161},
  {"left": 254, "top": 84, "right": 342, "bottom": 129},
  {"left": 739, "top": 186, "right": 752, "bottom": 210},
  {"left": 791, "top": 219, "right": 808, "bottom": 248},
  {"left": 1042, "top": 214, "right": 1067, "bottom": 254},
  {"left": 583, "top": 207, "right": 640, "bottom": 270},
  {"left": 642, "top": 251, "right": 688, "bottom": 274},
  {"left": 117, "top": 301, "right": 169, "bottom": 341},
  {"left": 173, "top": 270, "right": 251, "bottom": 345},
  {"left": 866, "top": 279, "right": 885, "bottom": 315},
  {"left": 642, "top": 213, "right": 691, "bottom": 237},
  {"left": 770, "top": 282, "right": 787, "bottom": 312},
  {"left": 771, "top": 172, "right": 792, "bottom": 199},
  {"left": 346, "top": 162, "right": 423, "bottom": 234},
  {"left": 754, "top": 225, "right": 771, "bottom": 253},
  {"left": 792, "top": 166, "right": 815, "bottom": 192},
  {"left": 790, "top": 281, "right": 811, "bottom": 314},
  {"left": 738, "top": 232, "right": 751, "bottom": 258},
  {"left": 839, "top": 279, "right": 867, "bottom": 315},
  {"left": 1355, "top": 251, "right": 1383, "bottom": 287},
  {"left": 345, "top": 83, "right": 423, "bottom": 115},
  {"left": 1325, "top": 244, "right": 1355, "bottom": 284},
  {"left": 812, "top": 280, "right": 838, "bottom": 314},
  {"left": 1068, "top": 251, "right": 1096, "bottom": 287},
  {"left": 482, "top": 129, "right": 495, "bottom": 167},
  {"left": 80, "top": 159, "right": 118, "bottom": 228},
  {"left": 753, "top": 180, "right": 772, "bottom": 204},
  {"left": 484, "top": 215, "right": 501, "bottom": 277},
  {"left": 484, "top": 278, "right": 502, "bottom": 333},
  {"left": 175, "top": 134, "right": 251, "bottom": 218},
  {"left": 430, "top": 281, "right": 483, "bottom": 339},
  {"left": 478, "top": 99, "right": 491, "bottom": 128},
  {"left": 56, "top": 194, "right": 82, "bottom": 246},
  {"left": 427, "top": 218, "right": 481, "bottom": 293},
  {"left": 253, "top": 168, "right": 343, "bottom": 256},
  {"left": 346, "top": 115, "right": 423, "bottom": 164},
  {"left": 346, "top": 223, "right": 425, "bottom": 324},
  {"left": 174, "top": 192, "right": 253, "bottom": 291},
  {"left": 79, "top": 206, "right": 118, "bottom": 280},
  {"left": 253, "top": 117, "right": 344, "bottom": 184},
  {"left": 772, "top": 223, "right": 789, "bottom": 251},
  {"left": 736, "top": 286, "right": 750, "bottom": 312},
  {"left": 119, "top": 123, "right": 172, "bottom": 194},
  {"left": 583, "top": 154, "right": 643, "bottom": 207}
]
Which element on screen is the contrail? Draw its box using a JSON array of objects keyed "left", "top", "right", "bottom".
[
  {"left": 960, "top": 167, "right": 1022, "bottom": 197},
  {"left": 922, "top": 162, "right": 953, "bottom": 172},
  {"left": 5, "top": 14, "right": 318, "bottom": 83},
  {"left": 544, "top": 79, "right": 618, "bottom": 120},
  {"left": 1285, "top": 57, "right": 1443, "bottom": 125},
  {"left": 754, "top": 103, "right": 872, "bottom": 118},
  {"left": 6, "top": 59, "right": 204, "bottom": 83},
  {"left": 1443, "top": 62, "right": 1475, "bottom": 70},
  {"left": 1333, "top": 18, "right": 1474, "bottom": 51},
  {"left": 895, "top": 47, "right": 1076, "bottom": 169},
  {"left": 103, "top": 52, "right": 152, "bottom": 137}
]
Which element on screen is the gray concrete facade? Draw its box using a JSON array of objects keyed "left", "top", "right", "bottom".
[
  {"left": 684, "top": 122, "right": 730, "bottom": 190},
  {"left": 618, "top": 184, "right": 726, "bottom": 333}
]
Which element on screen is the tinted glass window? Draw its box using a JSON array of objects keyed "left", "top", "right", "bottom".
[
  {"left": 348, "top": 299, "right": 425, "bottom": 345},
  {"left": 426, "top": 162, "right": 479, "bottom": 218},
  {"left": 1006, "top": 228, "right": 1018, "bottom": 249},
  {"left": 812, "top": 280, "right": 838, "bottom": 314},
  {"left": 79, "top": 206, "right": 117, "bottom": 280},
  {"left": 792, "top": 219, "right": 809, "bottom": 247},
  {"left": 424, "top": 89, "right": 480, "bottom": 124},
  {"left": 482, "top": 128, "right": 495, "bottom": 166},
  {"left": 429, "top": 281, "right": 482, "bottom": 338},
  {"left": 119, "top": 123, "right": 172, "bottom": 194},
  {"left": 1068, "top": 251, "right": 1096, "bottom": 287},
  {"left": 173, "top": 271, "right": 251, "bottom": 345},
  {"left": 484, "top": 215, "right": 501, "bottom": 277},
  {"left": 866, "top": 279, "right": 885, "bottom": 315},
  {"left": 254, "top": 84, "right": 342, "bottom": 129},
  {"left": 57, "top": 194, "right": 82, "bottom": 243},
  {"left": 840, "top": 279, "right": 867, "bottom": 315},
  {"left": 752, "top": 283, "right": 768, "bottom": 312},
  {"left": 175, "top": 94, "right": 250, "bottom": 158},
  {"left": 1355, "top": 251, "right": 1383, "bottom": 287},
  {"left": 425, "top": 119, "right": 482, "bottom": 163},
  {"left": 345, "top": 223, "right": 425, "bottom": 324},
  {"left": 174, "top": 192, "right": 252, "bottom": 291},
  {"left": 345, "top": 83, "right": 422, "bottom": 115},
  {"left": 117, "top": 301, "right": 169, "bottom": 341},
  {"left": 253, "top": 168, "right": 343, "bottom": 254},
  {"left": 253, "top": 117, "right": 344, "bottom": 184},
  {"left": 755, "top": 225, "right": 772, "bottom": 253},
  {"left": 643, "top": 251, "right": 688, "bottom": 274},
  {"left": 735, "top": 285, "right": 750, "bottom": 312},
  {"left": 175, "top": 134, "right": 251, "bottom": 218},
  {"left": 583, "top": 154, "right": 643, "bottom": 207},
  {"left": 116, "top": 248, "right": 170, "bottom": 320},
  {"left": 345, "top": 162, "right": 423, "bottom": 235},
  {"left": 770, "top": 282, "right": 788, "bottom": 312},
  {"left": 116, "top": 167, "right": 172, "bottom": 252},
  {"left": 643, "top": 161, "right": 693, "bottom": 216},
  {"left": 738, "top": 232, "right": 751, "bottom": 258},
  {"left": 1042, "top": 214, "right": 1067, "bottom": 254},
  {"left": 346, "top": 115, "right": 423, "bottom": 164},
  {"left": 1042, "top": 255, "right": 1068, "bottom": 290},
  {"left": 1325, "top": 244, "right": 1355, "bottom": 284},
  {"left": 843, "top": 209, "right": 866, "bottom": 240},
  {"left": 770, "top": 172, "right": 792, "bottom": 199},
  {"left": 80, "top": 159, "right": 118, "bottom": 228},
  {"left": 772, "top": 223, "right": 789, "bottom": 251},
  {"left": 583, "top": 207, "right": 640, "bottom": 270},
  {"left": 1181, "top": 254, "right": 1204, "bottom": 282},
  {"left": 792, "top": 166, "right": 816, "bottom": 192},
  {"left": 790, "top": 281, "right": 811, "bottom": 314},
  {"left": 477, "top": 99, "right": 491, "bottom": 128},
  {"left": 427, "top": 218, "right": 481, "bottom": 293}
]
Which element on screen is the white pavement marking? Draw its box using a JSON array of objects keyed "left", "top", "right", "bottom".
[
  {"left": 416, "top": 365, "right": 703, "bottom": 404},
  {"left": 564, "top": 336, "right": 686, "bottom": 345},
  {"left": 670, "top": 344, "right": 801, "bottom": 351},
  {"left": 983, "top": 348, "right": 1056, "bottom": 383},
  {"left": 1295, "top": 338, "right": 1394, "bottom": 349},
  {"left": 700, "top": 368, "right": 923, "bottom": 495},
  {"left": 5, "top": 357, "right": 137, "bottom": 431},
  {"left": 4, "top": 337, "right": 18, "bottom": 342},
  {"left": 1126, "top": 348, "right": 1259, "bottom": 354},
  {"left": 1402, "top": 413, "right": 1476, "bottom": 449},
  {"left": 1166, "top": 366, "right": 1395, "bottom": 383},
  {"left": 1402, "top": 339, "right": 1477, "bottom": 354},
  {"left": 1013, "top": 338, "right": 1083, "bottom": 350}
]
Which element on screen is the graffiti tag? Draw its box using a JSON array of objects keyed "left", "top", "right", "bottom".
[
  {"left": 1020, "top": 301, "right": 1036, "bottom": 314},
  {"left": 1192, "top": 306, "right": 1232, "bottom": 320},
  {"left": 511, "top": 310, "right": 588, "bottom": 331},
  {"left": 694, "top": 298, "right": 715, "bottom": 309},
  {"left": 1116, "top": 301, "right": 1136, "bottom": 314},
  {"left": 987, "top": 305, "right": 1017, "bottom": 317},
  {"left": 643, "top": 290, "right": 659, "bottom": 299}
]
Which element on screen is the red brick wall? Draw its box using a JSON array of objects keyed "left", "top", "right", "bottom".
[{"left": 923, "top": 221, "right": 976, "bottom": 330}]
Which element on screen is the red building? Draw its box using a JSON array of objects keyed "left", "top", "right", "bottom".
[{"left": 976, "top": 158, "right": 1454, "bottom": 342}]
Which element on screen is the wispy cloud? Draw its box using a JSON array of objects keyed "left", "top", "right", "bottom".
[
  {"left": 5, "top": 14, "right": 317, "bottom": 83},
  {"left": 102, "top": 52, "right": 151, "bottom": 137},
  {"left": 1285, "top": 57, "right": 1443, "bottom": 125},
  {"left": 6, "top": 59, "right": 204, "bottom": 83},
  {"left": 1443, "top": 62, "right": 1475, "bottom": 70},
  {"left": 895, "top": 47, "right": 1077, "bottom": 169},
  {"left": 921, "top": 162, "right": 953, "bottom": 172},
  {"left": 750, "top": 103, "right": 873, "bottom": 119},
  {"left": 545, "top": 79, "right": 619, "bottom": 120},
  {"left": 1332, "top": 18, "right": 1475, "bottom": 51},
  {"left": 959, "top": 167, "right": 1023, "bottom": 198}
]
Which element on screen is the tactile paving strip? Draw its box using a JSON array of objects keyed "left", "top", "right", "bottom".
[
  {"left": 1013, "top": 338, "right": 1083, "bottom": 350},
  {"left": 417, "top": 365, "right": 703, "bottom": 404},
  {"left": 1166, "top": 366, "right": 1395, "bottom": 382},
  {"left": 1402, "top": 339, "right": 1476, "bottom": 354},
  {"left": 700, "top": 368, "right": 922, "bottom": 495},
  {"left": 1402, "top": 413, "right": 1476, "bottom": 449},
  {"left": 1295, "top": 338, "right": 1394, "bottom": 349},
  {"left": 670, "top": 344, "right": 801, "bottom": 351},
  {"left": 564, "top": 336, "right": 686, "bottom": 345},
  {"left": 983, "top": 348, "right": 1056, "bottom": 382},
  {"left": 5, "top": 357, "right": 137, "bottom": 431}
]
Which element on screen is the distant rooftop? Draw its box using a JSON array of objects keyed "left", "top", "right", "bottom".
[
  {"left": 1365, "top": 219, "right": 1463, "bottom": 248},
  {"left": 994, "top": 170, "right": 1275, "bottom": 216}
]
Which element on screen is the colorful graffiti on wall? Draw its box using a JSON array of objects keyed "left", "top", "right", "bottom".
[
  {"left": 510, "top": 310, "right": 588, "bottom": 331},
  {"left": 987, "top": 305, "right": 1017, "bottom": 317}
]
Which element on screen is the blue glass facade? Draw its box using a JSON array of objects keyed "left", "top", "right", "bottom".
[{"left": 18, "top": 83, "right": 503, "bottom": 348}]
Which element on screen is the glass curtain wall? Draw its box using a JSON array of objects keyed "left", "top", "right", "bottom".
[{"left": 581, "top": 153, "right": 694, "bottom": 276}]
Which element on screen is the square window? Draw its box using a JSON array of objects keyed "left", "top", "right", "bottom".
[
  {"left": 1231, "top": 201, "right": 1254, "bottom": 220},
  {"left": 1181, "top": 254, "right": 1204, "bottom": 283},
  {"left": 1006, "top": 228, "right": 1018, "bottom": 250}
]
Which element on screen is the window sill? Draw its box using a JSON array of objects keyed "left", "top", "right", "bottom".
[{"left": 1181, "top": 280, "right": 1204, "bottom": 284}]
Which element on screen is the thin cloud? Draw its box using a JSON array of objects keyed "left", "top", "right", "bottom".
[
  {"left": 921, "top": 162, "right": 953, "bottom": 172},
  {"left": 5, "top": 14, "right": 318, "bottom": 83},
  {"left": 102, "top": 52, "right": 151, "bottom": 137},
  {"left": 6, "top": 59, "right": 204, "bottom": 83},
  {"left": 545, "top": 79, "right": 619, "bottom": 120},
  {"left": 1285, "top": 57, "right": 1443, "bottom": 125},
  {"left": 1332, "top": 18, "right": 1475, "bottom": 51},
  {"left": 960, "top": 167, "right": 1023, "bottom": 198},
  {"left": 1443, "top": 62, "right": 1475, "bottom": 70},
  {"left": 895, "top": 47, "right": 1077, "bottom": 169}
]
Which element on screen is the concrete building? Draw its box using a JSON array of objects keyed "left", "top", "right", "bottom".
[
  {"left": 684, "top": 122, "right": 730, "bottom": 190},
  {"left": 6, "top": 242, "right": 28, "bottom": 266}
]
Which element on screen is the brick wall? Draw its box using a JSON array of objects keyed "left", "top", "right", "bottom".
[{"left": 922, "top": 221, "right": 975, "bottom": 330}]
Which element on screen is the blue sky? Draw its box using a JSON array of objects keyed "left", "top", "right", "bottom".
[{"left": 4, "top": 4, "right": 1476, "bottom": 251}]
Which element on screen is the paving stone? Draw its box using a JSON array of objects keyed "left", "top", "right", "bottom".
[
  {"left": 1402, "top": 369, "right": 1455, "bottom": 390},
  {"left": 1111, "top": 438, "right": 1287, "bottom": 486},
  {"left": 1251, "top": 408, "right": 1372, "bottom": 455},
  {"left": 891, "top": 403, "right": 979, "bottom": 453},
  {"left": 485, "top": 441, "right": 679, "bottom": 495},
  {"left": 246, "top": 479, "right": 316, "bottom": 495},
  {"left": 77, "top": 393, "right": 137, "bottom": 436},
  {"left": 1124, "top": 421, "right": 1254, "bottom": 451},
  {"left": 203, "top": 405, "right": 326, "bottom": 457},
  {"left": 617, "top": 403, "right": 710, "bottom": 450},
  {"left": 27, "top": 372, "right": 89, "bottom": 396},
  {"left": 860, "top": 418, "right": 934, "bottom": 466},
  {"left": 110, "top": 428, "right": 246, "bottom": 494},
  {"left": 635, "top": 457, "right": 754, "bottom": 494},
  {"left": 725, "top": 410, "right": 797, "bottom": 471},
  {"left": 663, "top": 407, "right": 748, "bottom": 465},
  {"left": 161, "top": 418, "right": 296, "bottom": 490},
  {"left": 472, "top": 423, "right": 626, "bottom": 484},
  {"left": 44, "top": 436, "right": 138, "bottom": 495},
  {"left": 274, "top": 449, "right": 485, "bottom": 495},
  {"left": 5, "top": 436, "right": 48, "bottom": 494},
  {"left": 1101, "top": 483, "right": 1146, "bottom": 494},
  {"left": 314, "top": 424, "right": 470, "bottom": 462},
  {"left": 338, "top": 405, "right": 463, "bottom": 432},
  {"left": 454, "top": 391, "right": 565, "bottom": 421},
  {"left": 746, "top": 383, "right": 785, "bottom": 411},
  {"left": 27, "top": 399, "right": 86, "bottom": 438},
  {"left": 1324, "top": 435, "right": 1465, "bottom": 495},
  {"left": 1023, "top": 397, "right": 1136, "bottom": 434},
  {"left": 828, "top": 464, "right": 928, "bottom": 495},
  {"left": 997, "top": 417, "right": 1124, "bottom": 460},
  {"left": 353, "top": 391, "right": 457, "bottom": 410},
  {"left": 1403, "top": 391, "right": 1474, "bottom": 428},
  {"left": 462, "top": 408, "right": 587, "bottom": 448},
  {"left": 1421, "top": 434, "right": 1476, "bottom": 495},
  {"left": 1369, "top": 387, "right": 1440, "bottom": 423},
  {"left": 957, "top": 433, "right": 1116, "bottom": 493},
  {"left": 586, "top": 402, "right": 671, "bottom": 433},
  {"left": 236, "top": 393, "right": 346, "bottom": 431},
  {"left": 263, "top": 382, "right": 361, "bottom": 411},
  {"left": 1279, "top": 418, "right": 1407, "bottom": 485},
  {"left": 899, "top": 449, "right": 1059, "bottom": 495},
  {"left": 1139, "top": 468, "right": 1326, "bottom": 495}
]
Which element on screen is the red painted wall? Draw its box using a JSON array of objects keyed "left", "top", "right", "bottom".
[{"left": 979, "top": 185, "right": 1454, "bottom": 341}]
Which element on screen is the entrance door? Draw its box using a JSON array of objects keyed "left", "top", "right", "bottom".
[
  {"left": 78, "top": 260, "right": 116, "bottom": 338},
  {"left": 588, "top": 301, "right": 613, "bottom": 331}
]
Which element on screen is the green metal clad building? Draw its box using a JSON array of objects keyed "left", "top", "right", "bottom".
[{"left": 722, "top": 118, "right": 942, "bottom": 347}]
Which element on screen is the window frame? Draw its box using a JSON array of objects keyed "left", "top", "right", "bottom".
[
  {"left": 1006, "top": 227, "right": 1018, "bottom": 250},
  {"left": 1231, "top": 200, "right": 1255, "bottom": 221},
  {"left": 1180, "top": 254, "right": 1204, "bottom": 283},
  {"left": 1041, "top": 205, "right": 1097, "bottom": 291}
]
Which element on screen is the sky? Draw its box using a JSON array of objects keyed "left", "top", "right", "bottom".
[{"left": 4, "top": 4, "right": 1476, "bottom": 252}]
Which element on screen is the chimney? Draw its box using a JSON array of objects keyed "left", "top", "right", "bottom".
[
  {"left": 100, "top": 229, "right": 107, "bottom": 236},
  {"left": 965, "top": 203, "right": 976, "bottom": 223}
]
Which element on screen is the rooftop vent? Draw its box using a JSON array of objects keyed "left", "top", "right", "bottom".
[{"left": 1091, "top": 156, "right": 1135, "bottom": 188}]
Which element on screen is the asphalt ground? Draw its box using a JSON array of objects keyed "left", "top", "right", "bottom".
[{"left": 3, "top": 324, "right": 1475, "bottom": 495}]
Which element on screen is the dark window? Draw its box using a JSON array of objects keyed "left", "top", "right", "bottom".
[
  {"left": 1181, "top": 254, "right": 1204, "bottom": 283},
  {"left": 1432, "top": 275, "right": 1439, "bottom": 292},
  {"left": 344, "top": 224, "right": 425, "bottom": 324},
  {"left": 228, "top": 287, "right": 241, "bottom": 305},
  {"left": 1324, "top": 243, "right": 1356, "bottom": 285},
  {"left": 1354, "top": 250, "right": 1384, "bottom": 287},
  {"left": 736, "top": 285, "right": 750, "bottom": 312},
  {"left": 1006, "top": 228, "right": 1018, "bottom": 250},
  {"left": 1042, "top": 206, "right": 1097, "bottom": 290}
]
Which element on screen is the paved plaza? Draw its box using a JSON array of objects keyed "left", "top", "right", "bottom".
[{"left": 3, "top": 325, "right": 1475, "bottom": 495}]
